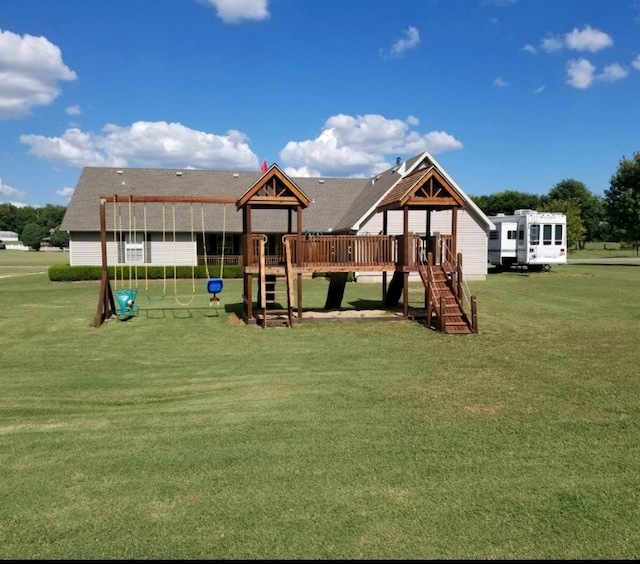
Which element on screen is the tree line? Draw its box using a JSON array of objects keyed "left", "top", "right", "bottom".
[
  {"left": 0, "top": 151, "right": 638, "bottom": 252},
  {"left": 0, "top": 203, "right": 68, "bottom": 250},
  {"left": 472, "top": 151, "right": 640, "bottom": 252}
]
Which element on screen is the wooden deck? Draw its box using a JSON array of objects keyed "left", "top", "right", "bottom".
[{"left": 243, "top": 233, "right": 435, "bottom": 273}]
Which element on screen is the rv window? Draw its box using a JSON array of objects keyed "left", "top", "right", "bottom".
[
  {"left": 555, "top": 225, "right": 563, "bottom": 245},
  {"left": 489, "top": 231, "right": 498, "bottom": 240},
  {"left": 530, "top": 225, "right": 540, "bottom": 245},
  {"left": 519, "top": 229, "right": 524, "bottom": 241},
  {"left": 507, "top": 230, "right": 517, "bottom": 240},
  {"left": 543, "top": 224, "right": 552, "bottom": 245}
]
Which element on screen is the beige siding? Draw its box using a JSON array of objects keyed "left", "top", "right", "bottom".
[
  {"left": 355, "top": 209, "right": 488, "bottom": 282},
  {"left": 430, "top": 210, "right": 488, "bottom": 281},
  {"left": 69, "top": 232, "right": 103, "bottom": 266},
  {"left": 69, "top": 231, "right": 197, "bottom": 266}
]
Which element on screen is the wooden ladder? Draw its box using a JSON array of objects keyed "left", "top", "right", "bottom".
[
  {"left": 420, "top": 263, "right": 473, "bottom": 335},
  {"left": 258, "top": 237, "right": 294, "bottom": 328}
]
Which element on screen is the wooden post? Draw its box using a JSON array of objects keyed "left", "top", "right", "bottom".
[
  {"left": 243, "top": 205, "right": 252, "bottom": 321},
  {"left": 297, "top": 206, "right": 303, "bottom": 320},
  {"left": 426, "top": 252, "right": 433, "bottom": 328},
  {"left": 451, "top": 206, "right": 458, "bottom": 259},
  {"left": 382, "top": 211, "right": 388, "bottom": 303},
  {"left": 403, "top": 206, "right": 409, "bottom": 318},
  {"left": 471, "top": 295, "right": 478, "bottom": 333},
  {"left": 94, "top": 198, "right": 116, "bottom": 327},
  {"left": 457, "top": 252, "right": 463, "bottom": 300}
]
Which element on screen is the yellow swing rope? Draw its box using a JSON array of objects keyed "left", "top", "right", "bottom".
[
  {"left": 173, "top": 203, "right": 197, "bottom": 307},
  {"left": 201, "top": 204, "right": 210, "bottom": 280},
  {"left": 144, "top": 202, "right": 167, "bottom": 300},
  {"left": 162, "top": 203, "right": 167, "bottom": 296},
  {"left": 132, "top": 198, "right": 139, "bottom": 288},
  {"left": 219, "top": 204, "right": 226, "bottom": 280},
  {"left": 112, "top": 199, "right": 118, "bottom": 290},
  {"left": 143, "top": 203, "right": 149, "bottom": 291},
  {"left": 127, "top": 197, "right": 133, "bottom": 288}
]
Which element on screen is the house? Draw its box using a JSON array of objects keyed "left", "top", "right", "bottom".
[{"left": 60, "top": 150, "right": 494, "bottom": 281}]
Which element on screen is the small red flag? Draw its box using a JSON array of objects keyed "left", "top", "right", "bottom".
[{"left": 260, "top": 160, "right": 268, "bottom": 173}]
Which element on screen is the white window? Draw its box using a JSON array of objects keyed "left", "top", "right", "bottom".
[
  {"left": 125, "top": 233, "right": 144, "bottom": 263},
  {"left": 530, "top": 225, "right": 540, "bottom": 245}
]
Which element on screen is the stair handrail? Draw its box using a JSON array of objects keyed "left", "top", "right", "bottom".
[
  {"left": 444, "top": 252, "right": 476, "bottom": 331},
  {"left": 421, "top": 251, "right": 442, "bottom": 323}
]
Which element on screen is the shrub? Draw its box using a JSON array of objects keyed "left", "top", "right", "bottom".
[{"left": 48, "top": 264, "right": 245, "bottom": 282}]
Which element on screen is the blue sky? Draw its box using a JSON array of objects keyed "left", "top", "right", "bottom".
[{"left": 1, "top": 0, "right": 639, "bottom": 206}]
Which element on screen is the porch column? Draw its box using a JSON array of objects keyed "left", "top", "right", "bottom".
[
  {"left": 243, "top": 204, "right": 252, "bottom": 321},
  {"left": 451, "top": 206, "right": 458, "bottom": 259},
  {"left": 403, "top": 205, "right": 409, "bottom": 318},
  {"left": 382, "top": 211, "right": 388, "bottom": 302},
  {"left": 297, "top": 205, "right": 303, "bottom": 318}
]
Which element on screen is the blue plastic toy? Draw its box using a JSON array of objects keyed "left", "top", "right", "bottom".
[{"left": 115, "top": 289, "right": 140, "bottom": 319}]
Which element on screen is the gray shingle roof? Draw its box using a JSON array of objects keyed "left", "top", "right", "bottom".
[
  {"left": 60, "top": 152, "right": 493, "bottom": 234},
  {"left": 61, "top": 167, "right": 378, "bottom": 234}
]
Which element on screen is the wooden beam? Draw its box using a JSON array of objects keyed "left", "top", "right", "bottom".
[{"left": 100, "top": 195, "right": 237, "bottom": 205}]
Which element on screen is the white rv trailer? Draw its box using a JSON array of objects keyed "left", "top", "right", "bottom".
[{"left": 488, "top": 209, "right": 567, "bottom": 271}]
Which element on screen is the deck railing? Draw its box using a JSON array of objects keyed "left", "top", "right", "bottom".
[
  {"left": 241, "top": 233, "right": 451, "bottom": 270},
  {"left": 285, "top": 234, "right": 397, "bottom": 268}
]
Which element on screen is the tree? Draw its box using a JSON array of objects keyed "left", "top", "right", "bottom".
[
  {"left": 15, "top": 206, "right": 38, "bottom": 236},
  {"left": 20, "top": 222, "right": 48, "bottom": 251},
  {"left": 605, "top": 151, "right": 640, "bottom": 256},
  {"left": 0, "top": 203, "right": 19, "bottom": 232},
  {"left": 546, "top": 179, "right": 604, "bottom": 245},
  {"left": 49, "top": 228, "right": 69, "bottom": 249},
  {"left": 38, "top": 204, "right": 67, "bottom": 230},
  {"left": 540, "top": 199, "right": 585, "bottom": 250},
  {"left": 471, "top": 190, "right": 543, "bottom": 216}
]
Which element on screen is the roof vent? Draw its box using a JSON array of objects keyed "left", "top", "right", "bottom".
[
  {"left": 318, "top": 179, "right": 325, "bottom": 184},
  {"left": 176, "top": 171, "right": 183, "bottom": 177},
  {"left": 116, "top": 170, "right": 123, "bottom": 175},
  {"left": 233, "top": 173, "right": 239, "bottom": 178}
]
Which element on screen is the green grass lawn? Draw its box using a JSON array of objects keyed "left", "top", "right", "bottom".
[{"left": 1, "top": 257, "right": 640, "bottom": 559}]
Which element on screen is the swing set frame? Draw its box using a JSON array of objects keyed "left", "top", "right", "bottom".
[{"left": 95, "top": 194, "right": 236, "bottom": 328}]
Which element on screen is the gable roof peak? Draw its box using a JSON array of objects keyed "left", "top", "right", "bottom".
[{"left": 236, "top": 163, "right": 310, "bottom": 209}]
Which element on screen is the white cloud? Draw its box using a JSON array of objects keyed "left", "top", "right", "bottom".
[
  {"left": 534, "top": 85, "right": 546, "bottom": 94},
  {"left": 493, "top": 77, "right": 509, "bottom": 87},
  {"left": 565, "top": 59, "right": 628, "bottom": 89},
  {"left": 632, "top": 54, "right": 640, "bottom": 71},
  {"left": 523, "top": 44, "right": 537, "bottom": 54},
  {"left": 66, "top": 104, "right": 81, "bottom": 115},
  {"left": 56, "top": 186, "right": 75, "bottom": 200},
  {"left": 20, "top": 121, "right": 260, "bottom": 170},
  {"left": 538, "top": 26, "right": 612, "bottom": 54},
  {"left": 280, "top": 113, "right": 462, "bottom": 178},
  {"left": 202, "top": 0, "right": 269, "bottom": 23},
  {"left": 0, "top": 29, "right": 77, "bottom": 119},
  {"left": 565, "top": 25, "right": 613, "bottom": 52},
  {"left": 566, "top": 58, "right": 596, "bottom": 89},
  {"left": 598, "top": 63, "right": 628, "bottom": 82},
  {"left": 380, "top": 26, "right": 420, "bottom": 60},
  {"left": 0, "top": 178, "right": 27, "bottom": 202},
  {"left": 541, "top": 36, "right": 564, "bottom": 53}
]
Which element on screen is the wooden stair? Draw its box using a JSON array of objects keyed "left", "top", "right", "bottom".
[
  {"left": 419, "top": 263, "right": 473, "bottom": 335},
  {"left": 258, "top": 238, "right": 294, "bottom": 328}
]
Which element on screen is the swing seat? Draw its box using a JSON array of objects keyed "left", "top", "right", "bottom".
[
  {"left": 115, "top": 289, "right": 140, "bottom": 319},
  {"left": 207, "top": 278, "right": 223, "bottom": 294}
]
